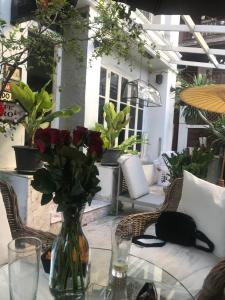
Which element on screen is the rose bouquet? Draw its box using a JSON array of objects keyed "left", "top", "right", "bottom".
[
  {"left": 31, "top": 126, "right": 103, "bottom": 211},
  {"left": 31, "top": 126, "right": 103, "bottom": 298}
]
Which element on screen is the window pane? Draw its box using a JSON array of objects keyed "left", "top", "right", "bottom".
[
  {"left": 120, "top": 102, "right": 126, "bottom": 112},
  {"left": 121, "top": 77, "right": 128, "bottom": 103},
  {"left": 128, "top": 130, "right": 135, "bottom": 137},
  {"left": 110, "top": 72, "right": 119, "bottom": 100},
  {"left": 99, "top": 68, "right": 106, "bottom": 96},
  {"left": 136, "top": 132, "right": 142, "bottom": 152},
  {"left": 98, "top": 97, "right": 105, "bottom": 124},
  {"left": 129, "top": 106, "right": 136, "bottom": 129},
  {"left": 118, "top": 129, "right": 125, "bottom": 145},
  {"left": 137, "top": 109, "right": 143, "bottom": 130}
]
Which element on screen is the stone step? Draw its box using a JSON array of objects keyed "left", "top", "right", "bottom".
[{"left": 82, "top": 199, "right": 111, "bottom": 225}]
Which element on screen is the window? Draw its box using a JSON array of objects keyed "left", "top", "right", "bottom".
[{"left": 98, "top": 67, "right": 144, "bottom": 151}]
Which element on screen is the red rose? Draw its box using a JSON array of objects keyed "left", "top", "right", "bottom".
[
  {"left": 35, "top": 139, "right": 46, "bottom": 153},
  {"left": 87, "top": 131, "right": 103, "bottom": 158},
  {"left": 59, "top": 130, "right": 71, "bottom": 145},
  {"left": 0, "top": 104, "right": 4, "bottom": 117},
  {"left": 87, "top": 131, "right": 102, "bottom": 145},
  {"left": 34, "top": 129, "right": 49, "bottom": 153},
  {"left": 73, "top": 126, "right": 88, "bottom": 147},
  {"left": 87, "top": 143, "right": 103, "bottom": 159},
  {"left": 34, "top": 128, "right": 60, "bottom": 152},
  {"left": 46, "top": 128, "right": 60, "bottom": 145}
]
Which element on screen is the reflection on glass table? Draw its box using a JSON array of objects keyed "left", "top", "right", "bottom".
[{"left": 0, "top": 247, "right": 194, "bottom": 300}]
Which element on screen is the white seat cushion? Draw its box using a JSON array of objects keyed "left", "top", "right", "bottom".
[
  {"left": 118, "top": 155, "right": 149, "bottom": 199},
  {"left": 178, "top": 170, "right": 225, "bottom": 258},
  {"left": 0, "top": 190, "right": 12, "bottom": 266},
  {"left": 131, "top": 225, "right": 219, "bottom": 297},
  {"left": 136, "top": 192, "right": 164, "bottom": 207}
]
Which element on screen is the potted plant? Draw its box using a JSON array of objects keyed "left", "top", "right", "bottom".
[
  {"left": 95, "top": 102, "right": 145, "bottom": 165},
  {"left": 10, "top": 81, "right": 80, "bottom": 174},
  {"left": 162, "top": 147, "right": 214, "bottom": 183}
]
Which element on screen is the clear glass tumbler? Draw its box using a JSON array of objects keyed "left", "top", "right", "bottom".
[
  {"left": 8, "top": 237, "right": 42, "bottom": 300},
  {"left": 111, "top": 220, "right": 133, "bottom": 278}
]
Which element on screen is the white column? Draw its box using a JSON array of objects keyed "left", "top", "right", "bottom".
[
  {"left": 145, "top": 70, "right": 176, "bottom": 162},
  {"left": 84, "top": 7, "right": 101, "bottom": 129},
  {"left": 177, "top": 109, "right": 188, "bottom": 152}
]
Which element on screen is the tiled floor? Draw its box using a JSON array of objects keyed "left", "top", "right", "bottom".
[{"left": 50, "top": 186, "right": 164, "bottom": 237}]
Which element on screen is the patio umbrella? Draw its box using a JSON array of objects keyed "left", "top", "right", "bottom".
[
  {"left": 180, "top": 84, "right": 225, "bottom": 186},
  {"left": 116, "top": 0, "right": 225, "bottom": 17},
  {"left": 180, "top": 85, "right": 225, "bottom": 114}
]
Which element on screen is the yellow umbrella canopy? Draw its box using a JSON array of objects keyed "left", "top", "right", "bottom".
[{"left": 180, "top": 84, "right": 225, "bottom": 114}]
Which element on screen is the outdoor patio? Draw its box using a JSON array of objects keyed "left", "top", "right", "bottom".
[{"left": 1, "top": 0, "right": 225, "bottom": 299}]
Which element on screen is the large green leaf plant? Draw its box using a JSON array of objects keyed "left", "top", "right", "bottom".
[
  {"left": 10, "top": 81, "right": 80, "bottom": 146},
  {"left": 162, "top": 147, "right": 214, "bottom": 182},
  {"left": 95, "top": 102, "right": 145, "bottom": 153}
]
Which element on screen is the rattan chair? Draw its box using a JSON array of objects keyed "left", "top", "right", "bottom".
[
  {"left": 117, "top": 177, "right": 183, "bottom": 237},
  {"left": 0, "top": 180, "right": 55, "bottom": 251},
  {"left": 117, "top": 178, "right": 225, "bottom": 300}
]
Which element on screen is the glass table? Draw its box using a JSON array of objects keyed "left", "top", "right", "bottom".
[{"left": 0, "top": 247, "right": 194, "bottom": 299}]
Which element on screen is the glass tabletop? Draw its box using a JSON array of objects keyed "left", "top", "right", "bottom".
[
  {"left": 0, "top": 247, "right": 194, "bottom": 300},
  {"left": 87, "top": 248, "right": 194, "bottom": 300}
]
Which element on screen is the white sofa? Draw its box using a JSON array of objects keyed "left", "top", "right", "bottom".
[{"left": 119, "top": 171, "right": 225, "bottom": 298}]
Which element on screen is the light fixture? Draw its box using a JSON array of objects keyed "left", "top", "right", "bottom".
[{"left": 122, "top": 79, "right": 162, "bottom": 107}]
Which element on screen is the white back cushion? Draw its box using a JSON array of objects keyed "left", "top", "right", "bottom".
[
  {"left": 142, "top": 164, "right": 157, "bottom": 186},
  {"left": 0, "top": 190, "right": 12, "bottom": 266},
  {"left": 118, "top": 155, "right": 149, "bottom": 199},
  {"left": 178, "top": 171, "right": 225, "bottom": 258}
]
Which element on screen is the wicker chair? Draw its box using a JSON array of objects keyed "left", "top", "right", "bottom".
[
  {"left": 117, "top": 178, "right": 183, "bottom": 237},
  {"left": 117, "top": 178, "right": 225, "bottom": 300},
  {"left": 0, "top": 180, "right": 55, "bottom": 251}
]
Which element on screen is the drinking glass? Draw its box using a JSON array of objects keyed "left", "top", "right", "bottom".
[
  {"left": 8, "top": 237, "right": 42, "bottom": 300},
  {"left": 111, "top": 220, "right": 133, "bottom": 278}
]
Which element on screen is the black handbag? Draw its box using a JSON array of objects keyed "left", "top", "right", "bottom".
[{"left": 132, "top": 211, "right": 214, "bottom": 252}]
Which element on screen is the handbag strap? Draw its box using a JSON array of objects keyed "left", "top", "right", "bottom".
[
  {"left": 194, "top": 230, "right": 215, "bottom": 253},
  {"left": 132, "top": 235, "right": 166, "bottom": 247}
]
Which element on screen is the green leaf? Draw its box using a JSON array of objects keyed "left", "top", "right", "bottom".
[
  {"left": 41, "top": 193, "right": 53, "bottom": 205},
  {"left": 71, "top": 180, "right": 85, "bottom": 196},
  {"left": 10, "top": 82, "right": 35, "bottom": 113},
  {"left": 31, "top": 168, "right": 56, "bottom": 194},
  {"left": 40, "top": 105, "right": 80, "bottom": 123},
  {"left": 35, "top": 89, "right": 53, "bottom": 111}
]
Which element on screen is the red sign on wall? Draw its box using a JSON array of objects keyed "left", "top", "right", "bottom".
[
  {"left": 0, "top": 82, "right": 12, "bottom": 101},
  {"left": 0, "top": 101, "right": 27, "bottom": 124}
]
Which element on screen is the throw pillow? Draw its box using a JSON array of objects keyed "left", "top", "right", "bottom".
[
  {"left": 0, "top": 190, "right": 12, "bottom": 266},
  {"left": 178, "top": 170, "right": 225, "bottom": 258},
  {"left": 142, "top": 164, "right": 157, "bottom": 186},
  {"left": 118, "top": 154, "right": 149, "bottom": 199}
]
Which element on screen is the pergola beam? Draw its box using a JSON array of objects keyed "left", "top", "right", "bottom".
[
  {"left": 143, "top": 24, "right": 225, "bottom": 34},
  {"left": 182, "top": 15, "right": 219, "bottom": 67},
  {"left": 171, "top": 60, "right": 225, "bottom": 69},
  {"left": 157, "top": 46, "right": 225, "bottom": 56}
]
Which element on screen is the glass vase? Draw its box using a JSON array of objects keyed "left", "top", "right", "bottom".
[{"left": 49, "top": 208, "right": 90, "bottom": 299}]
